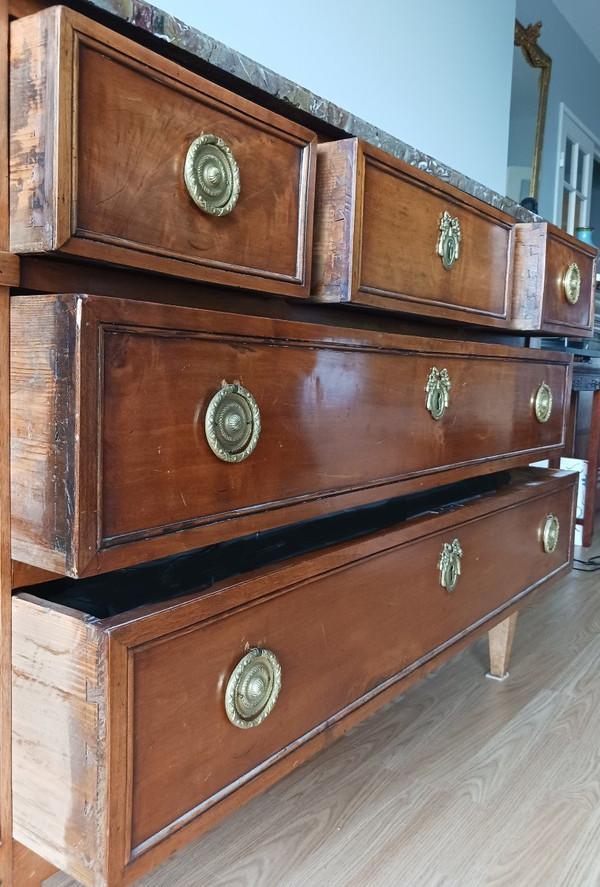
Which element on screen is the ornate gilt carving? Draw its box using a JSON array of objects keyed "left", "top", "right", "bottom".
[
  {"left": 438, "top": 539, "right": 463, "bottom": 592},
  {"left": 425, "top": 367, "right": 451, "bottom": 420},
  {"left": 534, "top": 381, "right": 553, "bottom": 424},
  {"left": 184, "top": 133, "right": 241, "bottom": 216},
  {"left": 225, "top": 648, "right": 282, "bottom": 729},
  {"left": 563, "top": 262, "right": 581, "bottom": 305},
  {"left": 437, "top": 211, "right": 461, "bottom": 271},
  {"left": 514, "top": 20, "right": 552, "bottom": 201},
  {"left": 205, "top": 381, "right": 261, "bottom": 462},
  {"left": 542, "top": 514, "right": 559, "bottom": 553}
]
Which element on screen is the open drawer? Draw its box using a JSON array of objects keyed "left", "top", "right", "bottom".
[
  {"left": 312, "top": 139, "right": 515, "bottom": 327},
  {"left": 11, "top": 293, "right": 572, "bottom": 577},
  {"left": 512, "top": 221, "right": 596, "bottom": 336},
  {"left": 12, "top": 468, "right": 576, "bottom": 887},
  {"left": 312, "top": 139, "right": 596, "bottom": 335},
  {"left": 9, "top": 6, "right": 316, "bottom": 297}
]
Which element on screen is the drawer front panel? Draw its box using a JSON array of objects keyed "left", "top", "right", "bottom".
[
  {"left": 127, "top": 479, "right": 574, "bottom": 852},
  {"left": 10, "top": 295, "right": 571, "bottom": 576},
  {"left": 10, "top": 7, "right": 315, "bottom": 296},
  {"left": 312, "top": 140, "right": 513, "bottom": 326},
  {"left": 512, "top": 222, "right": 595, "bottom": 335},
  {"left": 543, "top": 230, "right": 596, "bottom": 332},
  {"left": 101, "top": 330, "right": 567, "bottom": 540},
  {"left": 360, "top": 156, "right": 510, "bottom": 317}
]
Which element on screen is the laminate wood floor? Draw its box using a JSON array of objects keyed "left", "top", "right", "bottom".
[{"left": 47, "top": 542, "right": 600, "bottom": 887}]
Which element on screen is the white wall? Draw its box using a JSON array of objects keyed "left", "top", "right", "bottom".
[{"left": 158, "top": 0, "right": 517, "bottom": 194}]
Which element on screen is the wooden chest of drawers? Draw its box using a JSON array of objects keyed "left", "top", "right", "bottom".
[
  {"left": 2, "top": 3, "right": 596, "bottom": 887},
  {"left": 12, "top": 468, "right": 576, "bottom": 887}
]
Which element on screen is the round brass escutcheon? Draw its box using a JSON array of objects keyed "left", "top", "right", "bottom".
[
  {"left": 205, "top": 382, "right": 261, "bottom": 463},
  {"left": 437, "top": 211, "right": 462, "bottom": 271},
  {"left": 225, "top": 648, "right": 282, "bottom": 729},
  {"left": 183, "top": 134, "right": 240, "bottom": 216},
  {"left": 425, "top": 367, "right": 451, "bottom": 421},
  {"left": 563, "top": 262, "right": 581, "bottom": 305},
  {"left": 438, "top": 539, "right": 463, "bottom": 592},
  {"left": 542, "top": 514, "right": 560, "bottom": 553},
  {"left": 534, "top": 381, "right": 553, "bottom": 424}
]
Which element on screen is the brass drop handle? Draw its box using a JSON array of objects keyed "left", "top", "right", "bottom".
[
  {"left": 184, "top": 133, "right": 240, "bottom": 216},
  {"left": 563, "top": 262, "right": 581, "bottom": 305},
  {"left": 426, "top": 367, "right": 451, "bottom": 420},
  {"left": 225, "top": 648, "right": 282, "bottom": 729},
  {"left": 437, "top": 211, "right": 461, "bottom": 270},
  {"left": 542, "top": 514, "right": 560, "bottom": 553},
  {"left": 438, "top": 539, "right": 463, "bottom": 592},
  {"left": 205, "top": 381, "right": 261, "bottom": 462},
  {"left": 534, "top": 381, "right": 553, "bottom": 423}
]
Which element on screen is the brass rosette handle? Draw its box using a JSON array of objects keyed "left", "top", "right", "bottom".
[
  {"left": 542, "top": 514, "right": 560, "bottom": 553},
  {"left": 534, "top": 381, "right": 553, "bottom": 424},
  {"left": 437, "top": 211, "right": 461, "bottom": 270},
  {"left": 438, "top": 539, "right": 463, "bottom": 592},
  {"left": 563, "top": 262, "right": 581, "bottom": 305},
  {"left": 184, "top": 133, "right": 241, "bottom": 216},
  {"left": 225, "top": 648, "right": 282, "bottom": 729},
  {"left": 205, "top": 381, "right": 261, "bottom": 463},
  {"left": 425, "top": 367, "right": 451, "bottom": 420}
]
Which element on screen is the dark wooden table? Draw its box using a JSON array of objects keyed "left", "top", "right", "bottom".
[{"left": 568, "top": 363, "right": 600, "bottom": 547}]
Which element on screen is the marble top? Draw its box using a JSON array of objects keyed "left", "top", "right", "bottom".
[{"left": 81, "top": 0, "right": 535, "bottom": 222}]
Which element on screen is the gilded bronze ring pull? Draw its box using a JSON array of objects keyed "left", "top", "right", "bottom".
[
  {"left": 534, "top": 381, "right": 553, "bottom": 423},
  {"left": 563, "top": 262, "right": 581, "bottom": 305},
  {"left": 205, "top": 381, "right": 260, "bottom": 462},
  {"left": 184, "top": 133, "right": 240, "bottom": 216},
  {"left": 225, "top": 648, "right": 282, "bottom": 729},
  {"left": 439, "top": 539, "right": 463, "bottom": 592},
  {"left": 437, "top": 211, "right": 461, "bottom": 270},
  {"left": 542, "top": 514, "right": 559, "bottom": 553},
  {"left": 426, "top": 367, "right": 451, "bottom": 420}
]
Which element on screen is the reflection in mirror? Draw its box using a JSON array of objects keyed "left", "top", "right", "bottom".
[{"left": 506, "top": 21, "right": 552, "bottom": 206}]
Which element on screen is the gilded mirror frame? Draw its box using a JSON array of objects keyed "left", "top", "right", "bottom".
[{"left": 514, "top": 20, "right": 552, "bottom": 201}]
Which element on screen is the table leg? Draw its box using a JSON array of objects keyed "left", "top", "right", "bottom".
[
  {"left": 582, "top": 388, "right": 600, "bottom": 547},
  {"left": 486, "top": 612, "right": 518, "bottom": 681}
]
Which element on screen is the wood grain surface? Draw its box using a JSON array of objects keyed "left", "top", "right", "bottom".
[
  {"left": 11, "top": 468, "right": 577, "bottom": 887},
  {"left": 9, "top": 6, "right": 316, "bottom": 297},
  {"left": 12, "top": 842, "right": 58, "bottom": 886},
  {"left": 312, "top": 139, "right": 514, "bottom": 328},
  {"left": 35, "top": 524, "right": 600, "bottom": 887},
  {"left": 0, "top": 1, "right": 12, "bottom": 882},
  {"left": 512, "top": 221, "right": 595, "bottom": 336},
  {"left": 542, "top": 226, "right": 596, "bottom": 334},
  {"left": 10, "top": 293, "right": 572, "bottom": 578}
]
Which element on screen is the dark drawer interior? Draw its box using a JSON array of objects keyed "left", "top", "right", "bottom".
[{"left": 24, "top": 471, "right": 511, "bottom": 618}]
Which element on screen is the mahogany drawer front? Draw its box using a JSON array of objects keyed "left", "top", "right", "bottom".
[
  {"left": 9, "top": 6, "right": 315, "bottom": 297},
  {"left": 512, "top": 222, "right": 596, "bottom": 335},
  {"left": 312, "top": 139, "right": 514, "bottom": 327},
  {"left": 11, "top": 469, "right": 577, "bottom": 887},
  {"left": 11, "top": 294, "right": 572, "bottom": 578}
]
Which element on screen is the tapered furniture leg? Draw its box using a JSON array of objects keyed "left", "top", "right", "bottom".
[
  {"left": 12, "top": 842, "right": 57, "bottom": 887},
  {"left": 486, "top": 612, "right": 518, "bottom": 681}
]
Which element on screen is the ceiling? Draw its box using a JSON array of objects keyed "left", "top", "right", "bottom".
[{"left": 550, "top": 0, "right": 600, "bottom": 65}]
